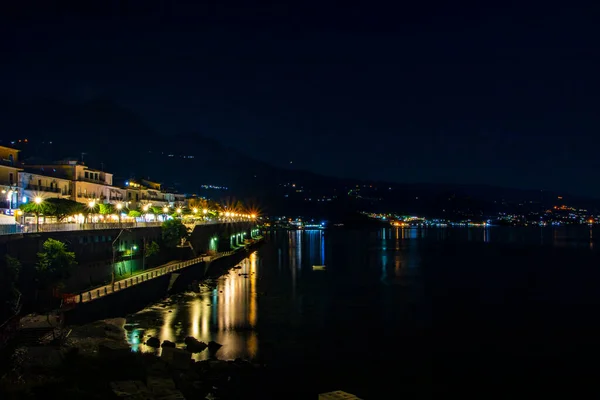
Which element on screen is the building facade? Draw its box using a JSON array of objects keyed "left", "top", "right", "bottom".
[
  {"left": 19, "top": 171, "right": 72, "bottom": 201},
  {"left": 0, "top": 146, "right": 22, "bottom": 213}
]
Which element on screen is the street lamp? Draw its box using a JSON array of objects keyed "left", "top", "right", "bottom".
[
  {"left": 87, "top": 200, "right": 96, "bottom": 223},
  {"left": 163, "top": 206, "right": 169, "bottom": 221},
  {"left": 143, "top": 204, "right": 149, "bottom": 222},
  {"left": 176, "top": 208, "right": 182, "bottom": 219},
  {"left": 34, "top": 197, "right": 43, "bottom": 232},
  {"left": 116, "top": 203, "right": 123, "bottom": 226}
]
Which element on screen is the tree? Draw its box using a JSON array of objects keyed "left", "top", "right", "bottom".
[
  {"left": 128, "top": 209, "right": 142, "bottom": 218},
  {"left": 161, "top": 219, "right": 189, "bottom": 248},
  {"left": 98, "top": 203, "right": 114, "bottom": 216},
  {"left": 0, "top": 255, "right": 21, "bottom": 319},
  {"left": 19, "top": 198, "right": 86, "bottom": 223},
  {"left": 150, "top": 206, "right": 163, "bottom": 215},
  {"left": 45, "top": 198, "right": 86, "bottom": 221},
  {"left": 36, "top": 238, "right": 77, "bottom": 290},
  {"left": 188, "top": 197, "right": 208, "bottom": 211}
]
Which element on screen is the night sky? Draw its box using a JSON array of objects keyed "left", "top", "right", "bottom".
[{"left": 3, "top": 2, "right": 600, "bottom": 196}]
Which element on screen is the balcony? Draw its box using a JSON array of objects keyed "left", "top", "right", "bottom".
[
  {"left": 25, "top": 184, "right": 69, "bottom": 195},
  {"left": 77, "top": 177, "right": 110, "bottom": 185}
]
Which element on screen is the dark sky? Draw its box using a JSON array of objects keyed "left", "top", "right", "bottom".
[{"left": 3, "top": 2, "right": 600, "bottom": 196}]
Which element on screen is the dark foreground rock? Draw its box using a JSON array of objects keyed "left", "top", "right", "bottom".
[
  {"left": 161, "top": 340, "right": 176, "bottom": 348},
  {"left": 184, "top": 336, "right": 207, "bottom": 353},
  {"left": 145, "top": 337, "right": 161, "bottom": 348},
  {"left": 1, "top": 336, "right": 270, "bottom": 399}
]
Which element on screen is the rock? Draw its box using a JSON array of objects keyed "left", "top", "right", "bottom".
[
  {"left": 185, "top": 336, "right": 208, "bottom": 353},
  {"left": 161, "top": 340, "right": 176, "bottom": 348},
  {"left": 207, "top": 341, "right": 222, "bottom": 352},
  {"left": 98, "top": 340, "right": 131, "bottom": 359},
  {"left": 161, "top": 347, "right": 191, "bottom": 370},
  {"left": 146, "top": 337, "right": 161, "bottom": 347},
  {"left": 110, "top": 380, "right": 152, "bottom": 398},
  {"left": 146, "top": 377, "right": 177, "bottom": 396}
]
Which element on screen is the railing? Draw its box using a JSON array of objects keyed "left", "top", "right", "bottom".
[
  {"left": 64, "top": 239, "right": 262, "bottom": 305},
  {"left": 66, "top": 254, "right": 212, "bottom": 304},
  {"left": 0, "top": 225, "right": 24, "bottom": 235},
  {"left": 24, "top": 184, "right": 67, "bottom": 194},
  {"left": 35, "top": 221, "right": 163, "bottom": 232},
  {"left": 77, "top": 177, "right": 111, "bottom": 185},
  {"left": 0, "top": 219, "right": 253, "bottom": 235}
]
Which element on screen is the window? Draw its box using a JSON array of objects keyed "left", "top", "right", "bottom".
[
  {"left": 85, "top": 172, "right": 89, "bottom": 179},
  {"left": 9, "top": 173, "right": 13, "bottom": 185}
]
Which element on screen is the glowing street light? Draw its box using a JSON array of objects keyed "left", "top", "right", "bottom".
[
  {"left": 88, "top": 200, "right": 95, "bottom": 208},
  {"left": 163, "top": 206, "right": 169, "bottom": 213},
  {"left": 143, "top": 204, "right": 149, "bottom": 212},
  {"left": 176, "top": 207, "right": 182, "bottom": 214},
  {"left": 225, "top": 211, "right": 231, "bottom": 218},
  {"left": 202, "top": 209, "right": 208, "bottom": 215},
  {"left": 251, "top": 214, "right": 257, "bottom": 219},
  {"left": 33, "top": 197, "right": 43, "bottom": 232},
  {"left": 116, "top": 203, "right": 123, "bottom": 226}
]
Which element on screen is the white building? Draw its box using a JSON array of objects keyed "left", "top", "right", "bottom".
[
  {"left": 23, "top": 161, "right": 126, "bottom": 205},
  {"left": 19, "top": 171, "right": 72, "bottom": 200},
  {"left": 0, "top": 146, "right": 22, "bottom": 213}
]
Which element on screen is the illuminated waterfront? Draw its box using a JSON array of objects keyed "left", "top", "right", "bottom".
[
  {"left": 126, "top": 252, "right": 259, "bottom": 361},
  {"left": 125, "top": 227, "right": 600, "bottom": 398}
]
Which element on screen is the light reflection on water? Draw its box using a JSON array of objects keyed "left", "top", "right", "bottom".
[{"left": 125, "top": 252, "right": 259, "bottom": 361}]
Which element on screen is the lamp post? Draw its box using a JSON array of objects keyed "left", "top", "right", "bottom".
[
  {"left": 34, "top": 196, "right": 43, "bottom": 232},
  {"left": 176, "top": 207, "right": 182, "bottom": 219},
  {"left": 116, "top": 203, "right": 123, "bottom": 227},
  {"left": 143, "top": 204, "right": 149, "bottom": 222},
  {"left": 87, "top": 200, "right": 96, "bottom": 224},
  {"left": 163, "top": 206, "right": 169, "bottom": 221}
]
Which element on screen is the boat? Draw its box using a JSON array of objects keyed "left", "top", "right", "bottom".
[{"left": 312, "top": 265, "right": 326, "bottom": 271}]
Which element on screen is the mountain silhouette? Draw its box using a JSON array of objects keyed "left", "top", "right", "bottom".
[{"left": 1, "top": 97, "right": 598, "bottom": 217}]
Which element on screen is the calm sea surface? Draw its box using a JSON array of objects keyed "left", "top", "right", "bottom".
[{"left": 125, "top": 227, "right": 600, "bottom": 398}]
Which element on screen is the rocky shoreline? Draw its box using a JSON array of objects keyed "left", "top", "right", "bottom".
[{"left": 1, "top": 318, "right": 270, "bottom": 399}]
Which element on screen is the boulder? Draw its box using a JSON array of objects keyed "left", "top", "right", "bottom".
[
  {"left": 161, "top": 347, "right": 191, "bottom": 370},
  {"left": 98, "top": 340, "right": 131, "bottom": 359},
  {"left": 184, "top": 336, "right": 208, "bottom": 353},
  {"left": 161, "top": 340, "right": 176, "bottom": 348},
  {"left": 207, "top": 341, "right": 222, "bottom": 352},
  {"left": 146, "top": 337, "right": 161, "bottom": 347}
]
